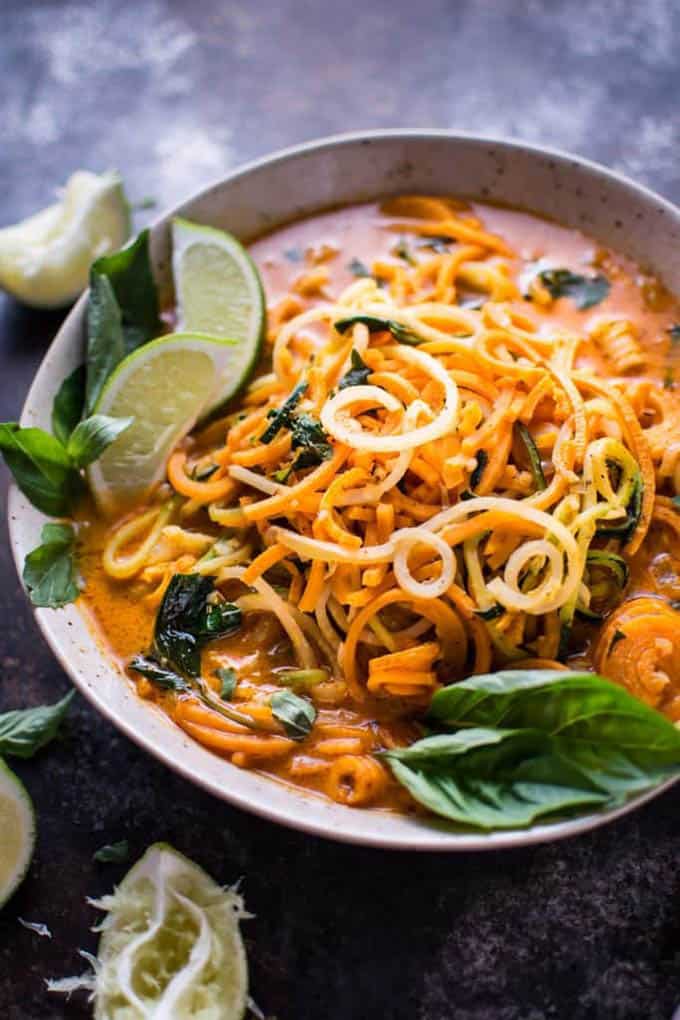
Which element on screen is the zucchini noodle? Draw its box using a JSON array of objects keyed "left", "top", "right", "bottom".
[{"left": 92, "top": 192, "right": 680, "bottom": 805}]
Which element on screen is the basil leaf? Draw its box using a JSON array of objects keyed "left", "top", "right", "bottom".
[
  {"left": 0, "top": 691, "right": 74, "bottom": 758},
  {"left": 23, "top": 523, "right": 79, "bottom": 608},
  {"left": 270, "top": 690, "right": 316, "bottom": 740},
  {"left": 260, "top": 382, "right": 308, "bottom": 443},
  {"left": 338, "top": 349, "right": 371, "bottom": 390},
  {"left": 154, "top": 575, "right": 241, "bottom": 677},
  {"left": 381, "top": 670, "right": 680, "bottom": 830},
  {"left": 429, "top": 670, "right": 680, "bottom": 758},
  {"left": 92, "top": 229, "right": 160, "bottom": 353},
  {"left": 216, "top": 666, "right": 237, "bottom": 700},
  {"left": 93, "top": 840, "right": 129, "bottom": 864},
  {"left": 668, "top": 324, "right": 680, "bottom": 343},
  {"left": 129, "top": 655, "right": 190, "bottom": 692},
  {"left": 538, "top": 268, "right": 610, "bottom": 310},
  {"left": 51, "top": 365, "right": 86, "bottom": 445},
  {"left": 383, "top": 728, "right": 611, "bottom": 830},
  {"left": 334, "top": 315, "right": 424, "bottom": 345},
  {"left": 347, "top": 257, "right": 370, "bottom": 278},
  {"left": 66, "top": 414, "right": 134, "bottom": 469},
  {"left": 0, "top": 424, "right": 79, "bottom": 517},
  {"left": 290, "top": 413, "right": 332, "bottom": 469},
  {"left": 85, "top": 273, "right": 126, "bottom": 415}
]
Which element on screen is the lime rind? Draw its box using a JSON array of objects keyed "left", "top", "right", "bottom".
[
  {"left": 172, "top": 217, "right": 265, "bottom": 413},
  {"left": 87, "top": 331, "right": 240, "bottom": 514},
  {"left": 91, "top": 843, "right": 248, "bottom": 1020},
  {"left": 0, "top": 171, "right": 130, "bottom": 308},
  {"left": 0, "top": 760, "right": 36, "bottom": 908}
]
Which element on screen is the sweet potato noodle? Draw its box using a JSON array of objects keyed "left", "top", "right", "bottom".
[{"left": 80, "top": 195, "right": 680, "bottom": 812}]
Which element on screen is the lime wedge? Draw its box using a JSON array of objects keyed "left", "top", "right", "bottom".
[
  {"left": 0, "top": 761, "right": 36, "bottom": 908},
  {"left": 92, "top": 843, "right": 248, "bottom": 1020},
  {"left": 0, "top": 171, "right": 130, "bottom": 308},
  {"left": 87, "top": 331, "right": 239, "bottom": 514},
  {"left": 172, "top": 217, "right": 265, "bottom": 405}
]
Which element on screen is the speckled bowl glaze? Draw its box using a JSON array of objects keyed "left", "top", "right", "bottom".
[{"left": 9, "top": 131, "right": 680, "bottom": 850}]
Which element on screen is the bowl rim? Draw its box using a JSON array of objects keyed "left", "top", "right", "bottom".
[{"left": 8, "top": 128, "right": 680, "bottom": 851}]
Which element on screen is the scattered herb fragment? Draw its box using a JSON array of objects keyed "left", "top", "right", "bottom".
[
  {"left": 0, "top": 690, "right": 74, "bottom": 759},
  {"left": 334, "top": 314, "right": 423, "bottom": 345},
  {"left": 270, "top": 690, "right": 316, "bottom": 740},
  {"left": 392, "top": 238, "right": 416, "bottom": 265},
  {"left": 347, "top": 257, "right": 370, "bottom": 278},
  {"left": 260, "top": 382, "right": 308, "bottom": 443},
  {"left": 338, "top": 349, "right": 371, "bottom": 390},
  {"left": 93, "top": 840, "right": 129, "bottom": 864},
  {"left": 668, "top": 324, "right": 680, "bottom": 343},
  {"left": 470, "top": 450, "right": 488, "bottom": 491},
  {"left": 216, "top": 666, "right": 237, "bottom": 700},
  {"left": 290, "top": 413, "right": 332, "bottom": 469},
  {"left": 537, "top": 268, "right": 610, "bottom": 310}
]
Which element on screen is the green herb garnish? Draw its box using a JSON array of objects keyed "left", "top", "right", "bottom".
[
  {"left": 392, "top": 238, "right": 416, "bottom": 265},
  {"left": 153, "top": 574, "right": 242, "bottom": 678},
  {"left": 216, "top": 666, "right": 237, "bottom": 700},
  {"left": 91, "top": 229, "right": 160, "bottom": 355},
  {"left": 338, "top": 349, "right": 371, "bottom": 390},
  {"left": 22, "top": 523, "right": 79, "bottom": 609},
  {"left": 347, "top": 257, "right": 370, "bottom": 278},
  {"left": 93, "top": 840, "right": 129, "bottom": 864},
  {"left": 260, "top": 382, "right": 308, "bottom": 443},
  {"left": 290, "top": 414, "right": 332, "bottom": 469},
  {"left": 51, "top": 365, "right": 86, "bottom": 446},
  {"left": 0, "top": 691, "right": 74, "bottom": 759},
  {"left": 270, "top": 690, "right": 316, "bottom": 740},
  {"left": 334, "top": 315, "right": 424, "bottom": 345},
  {"left": 537, "top": 268, "right": 610, "bottom": 310},
  {"left": 668, "top": 324, "right": 680, "bottom": 343},
  {"left": 470, "top": 450, "right": 488, "bottom": 491},
  {"left": 382, "top": 670, "right": 680, "bottom": 830}
]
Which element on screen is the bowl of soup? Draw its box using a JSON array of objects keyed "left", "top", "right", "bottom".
[{"left": 9, "top": 131, "right": 680, "bottom": 849}]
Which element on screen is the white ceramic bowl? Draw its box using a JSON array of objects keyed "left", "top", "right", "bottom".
[{"left": 9, "top": 130, "right": 680, "bottom": 850}]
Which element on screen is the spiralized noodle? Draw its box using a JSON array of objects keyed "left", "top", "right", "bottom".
[{"left": 93, "top": 192, "right": 680, "bottom": 809}]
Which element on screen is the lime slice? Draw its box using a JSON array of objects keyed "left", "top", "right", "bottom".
[
  {"left": 0, "top": 171, "right": 130, "bottom": 308},
  {"left": 87, "top": 331, "right": 240, "bottom": 514},
  {"left": 172, "top": 217, "right": 265, "bottom": 406},
  {"left": 92, "top": 843, "right": 248, "bottom": 1020},
  {"left": 0, "top": 761, "right": 36, "bottom": 908}
]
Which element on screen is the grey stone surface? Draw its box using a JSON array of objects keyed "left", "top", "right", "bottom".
[{"left": 1, "top": 1, "right": 680, "bottom": 1017}]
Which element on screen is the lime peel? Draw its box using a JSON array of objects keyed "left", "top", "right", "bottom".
[
  {"left": 0, "top": 760, "right": 36, "bottom": 908},
  {"left": 0, "top": 171, "right": 130, "bottom": 308},
  {"left": 47, "top": 843, "right": 249, "bottom": 1020}
]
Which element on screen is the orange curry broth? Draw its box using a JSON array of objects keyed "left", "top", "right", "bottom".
[{"left": 77, "top": 199, "right": 680, "bottom": 810}]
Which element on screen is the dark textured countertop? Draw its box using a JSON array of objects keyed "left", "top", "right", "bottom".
[{"left": 2, "top": 2, "right": 680, "bottom": 1018}]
